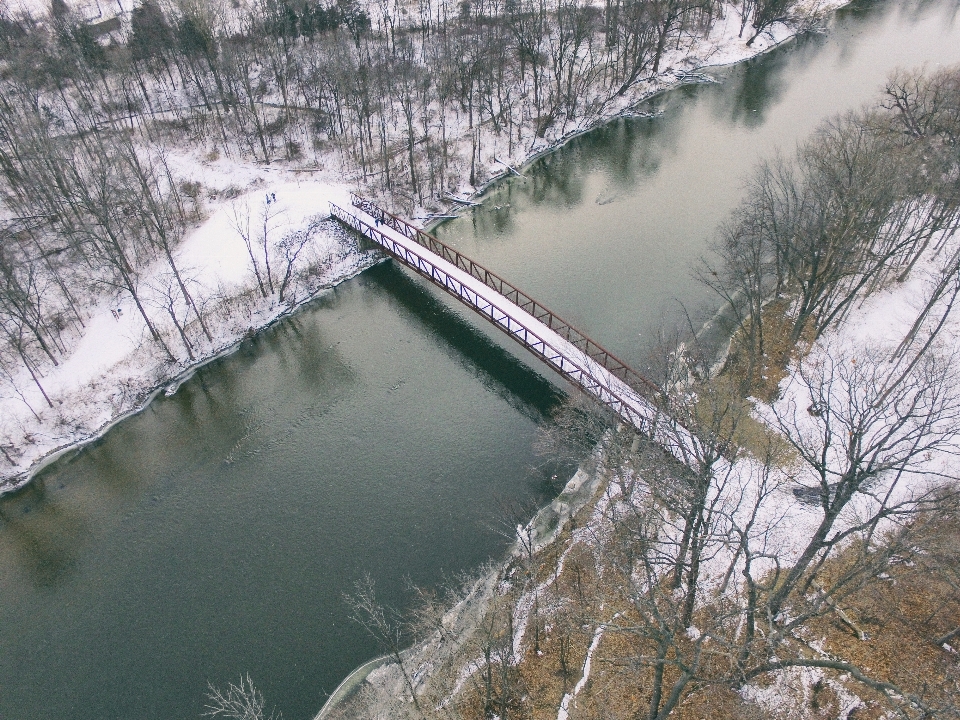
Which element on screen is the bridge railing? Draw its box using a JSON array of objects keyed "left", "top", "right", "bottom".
[
  {"left": 349, "top": 193, "right": 659, "bottom": 397},
  {"left": 330, "top": 201, "right": 666, "bottom": 437}
]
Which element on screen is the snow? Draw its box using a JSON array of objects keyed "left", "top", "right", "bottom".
[
  {"left": 509, "top": 537, "right": 574, "bottom": 663},
  {"left": 556, "top": 617, "right": 611, "bottom": 720},
  {"left": 751, "top": 231, "right": 960, "bottom": 552},
  {"left": 179, "top": 181, "right": 354, "bottom": 287},
  {"left": 0, "top": 177, "right": 376, "bottom": 493},
  {"left": 740, "top": 664, "right": 864, "bottom": 719}
]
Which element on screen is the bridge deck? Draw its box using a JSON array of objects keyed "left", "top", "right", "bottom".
[{"left": 330, "top": 195, "right": 697, "bottom": 467}]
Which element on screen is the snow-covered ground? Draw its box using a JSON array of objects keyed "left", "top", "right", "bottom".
[
  {"left": 44, "top": 181, "right": 356, "bottom": 402},
  {"left": 596, "top": 228, "right": 960, "bottom": 621},
  {"left": 0, "top": 178, "right": 380, "bottom": 492},
  {"left": 748, "top": 231, "right": 960, "bottom": 572},
  {"left": 0, "top": 0, "right": 847, "bottom": 493}
]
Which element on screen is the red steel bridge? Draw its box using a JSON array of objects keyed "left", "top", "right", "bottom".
[{"left": 331, "top": 194, "right": 697, "bottom": 465}]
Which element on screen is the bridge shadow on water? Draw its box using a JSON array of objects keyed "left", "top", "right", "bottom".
[
  {"left": 0, "top": 258, "right": 565, "bottom": 591},
  {"left": 362, "top": 259, "right": 566, "bottom": 424}
]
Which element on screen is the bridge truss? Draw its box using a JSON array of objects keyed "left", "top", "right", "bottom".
[{"left": 331, "top": 194, "right": 697, "bottom": 464}]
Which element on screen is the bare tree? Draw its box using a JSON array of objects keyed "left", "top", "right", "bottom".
[
  {"left": 203, "top": 674, "right": 281, "bottom": 720},
  {"left": 147, "top": 271, "right": 199, "bottom": 360},
  {"left": 273, "top": 218, "right": 320, "bottom": 304},
  {"left": 745, "top": 0, "right": 795, "bottom": 46},
  {"left": 765, "top": 342, "right": 960, "bottom": 617},
  {"left": 230, "top": 199, "right": 282, "bottom": 299},
  {"left": 347, "top": 574, "right": 424, "bottom": 717}
]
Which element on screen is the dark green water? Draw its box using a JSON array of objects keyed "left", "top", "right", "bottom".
[
  {"left": 0, "top": 265, "right": 565, "bottom": 719},
  {"left": 3, "top": 1, "right": 960, "bottom": 719}
]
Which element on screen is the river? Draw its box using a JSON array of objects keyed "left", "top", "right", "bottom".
[{"left": 2, "top": 1, "right": 960, "bottom": 718}]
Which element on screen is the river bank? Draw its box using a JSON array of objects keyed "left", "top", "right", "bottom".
[
  {"left": 424, "top": 0, "right": 842, "bottom": 211},
  {"left": 0, "top": 182, "right": 385, "bottom": 494},
  {"left": 316, "top": 451, "right": 610, "bottom": 720}
]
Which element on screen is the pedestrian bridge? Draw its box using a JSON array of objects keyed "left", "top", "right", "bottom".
[{"left": 330, "top": 194, "right": 697, "bottom": 466}]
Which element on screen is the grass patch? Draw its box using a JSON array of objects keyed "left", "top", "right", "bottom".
[{"left": 719, "top": 298, "right": 815, "bottom": 404}]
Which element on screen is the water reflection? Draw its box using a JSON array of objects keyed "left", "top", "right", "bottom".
[
  {"left": 0, "top": 483, "right": 85, "bottom": 587},
  {"left": 458, "top": 115, "right": 677, "bottom": 248},
  {"left": 726, "top": 45, "right": 796, "bottom": 125},
  {"left": 366, "top": 262, "right": 563, "bottom": 420},
  {"left": 842, "top": 0, "right": 898, "bottom": 24}
]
